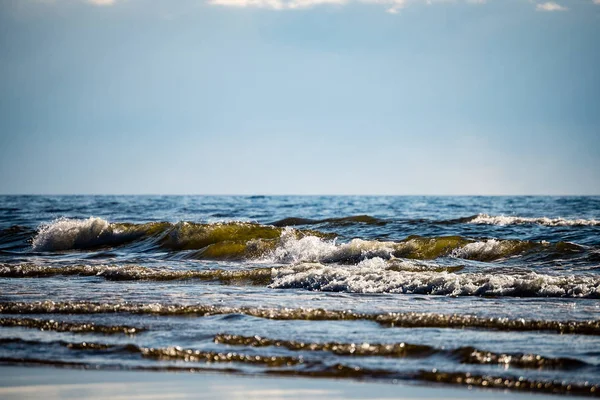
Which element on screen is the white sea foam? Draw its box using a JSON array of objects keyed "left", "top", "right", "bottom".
[
  {"left": 270, "top": 258, "right": 600, "bottom": 298},
  {"left": 468, "top": 214, "right": 600, "bottom": 227},
  {"left": 450, "top": 239, "right": 531, "bottom": 261},
  {"left": 266, "top": 230, "right": 533, "bottom": 263},
  {"left": 32, "top": 217, "right": 133, "bottom": 251},
  {"left": 269, "top": 228, "right": 398, "bottom": 263}
]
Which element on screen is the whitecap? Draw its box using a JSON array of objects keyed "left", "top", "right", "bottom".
[{"left": 270, "top": 258, "right": 600, "bottom": 298}]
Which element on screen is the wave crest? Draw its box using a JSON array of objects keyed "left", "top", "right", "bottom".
[
  {"left": 269, "top": 231, "right": 573, "bottom": 263},
  {"left": 465, "top": 214, "right": 600, "bottom": 227},
  {"left": 29, "top": 218, "right": 584, "bottom": 263},
  {"left": 32, "top": 217, "right": 167, "bottom": 251}
]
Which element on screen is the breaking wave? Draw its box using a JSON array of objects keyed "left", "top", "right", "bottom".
[
  {"left": 31, "top": 217, "right": 166, "bottom": 251},
  {"left": 27, "top": 218, "right": 584, "bottom": 263},
  {"left": 30, "top": 218, "right": 330, "bottom": 259},
  {"left": 3, "top": 257, "right": 596, "bottom": 298},
  {"left": 270, "top": 258, "right": 600, "bottom": 298},
  {"left": 458, "top": 214, "right": 600, "bottom": 227},
  {"left": 268, "top": 229, "right": 579, "bottom": 263}
]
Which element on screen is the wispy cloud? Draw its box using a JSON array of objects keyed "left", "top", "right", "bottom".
[
  {"left": 207, "top": 0, "right": 484, "bottom": 12},
  {"left": 535, "top": 2, "right": 568, "bottom": 11},
  {"left": 86, "top": 0, "right": 116, "bottom": 5},
  {"left": 42, "top": 0, "right": 586, "bottom": 13},
  {"left": 208, "top": 0, "right": 348, "bottom": 9}
]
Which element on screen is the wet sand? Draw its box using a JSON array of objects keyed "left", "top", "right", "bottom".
[{"left": 0, "top": 366, "right": 575, "bottom": 400}]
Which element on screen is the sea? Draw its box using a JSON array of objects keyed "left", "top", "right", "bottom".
[{"left": 1, "top": 195, "right": 599, "bottom": 397}]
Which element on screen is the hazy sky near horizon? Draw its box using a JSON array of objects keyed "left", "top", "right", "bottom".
[{"left": 0, "top": 0, "right": 599, "bottom": 195}]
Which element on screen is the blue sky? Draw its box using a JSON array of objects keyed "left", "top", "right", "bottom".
[{"left": 0, "top": 0, "right": 599, "bottom": 195}]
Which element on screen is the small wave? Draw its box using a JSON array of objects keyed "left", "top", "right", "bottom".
[
  {"left": 268, "top": 367, "right": 600, "bottom": 396},
  {"left": 0, "top": 317, "right": 143, "bottom": 335},
  {"left": 1, "top": 349, "right": 597, "bottom": 396},
  {"left": 375, "top": 313, "right": 600, "bottom": 335},
  {"left": 0, "top": 264, "right": 272, "bottom": 285},
  {"left": 269, "top": 258, "right": 600, "bottom": 298},
  {"left": 451, "top": 346, "right": 587, "bottom": 369},
  {"left": 0, "top": 357, "right": 92, "bottom": 368},
  {"left": 136, "top": 345, "right": 300, "bottom": 367},
  {"left": 271, "top": 215, "right": 386, "bottom": 227},
  {"left": 2, "top": 301, "right": 599, "bottom": 335},
  {"left": 0, "top": 226, "right": 34, "bottom": 250},
  {"left": 215, "top": 334, "right": 588, "bottom": 369},
  {"left": 416, "top": 370, "right": 599, "bottom": 396},
  {"left": 460, "top": 214, "right": 600, "bottom": 227},
  {"left": 0, "top": 338, "right": 301, "bottom": 367},
  {"left": 214, "top": 333, "right": 434, "bottom": 358}
]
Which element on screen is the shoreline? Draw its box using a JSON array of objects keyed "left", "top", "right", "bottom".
[{"left": 0, "top": 365, "right": 581, "bottom": 400}]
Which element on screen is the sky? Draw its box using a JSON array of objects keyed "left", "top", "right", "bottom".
[{"left": 0, "top": 0, "right": 599, "bottom": 195}]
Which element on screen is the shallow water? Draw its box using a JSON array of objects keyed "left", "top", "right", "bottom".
[{"left": 1, "top": 196, "right": 599, "bottom": 396}]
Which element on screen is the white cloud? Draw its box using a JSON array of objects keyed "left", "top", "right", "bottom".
[
  {"left": 87, "top": 0, "right": 116, "bottom": 5},
  {"left": 288, "top": 0, "right": 348, "bottom": 9},
  {"left": 208, "top": 0, "right": 284, "bottom": 9},
  {"left": 208, "top": 0, "right": 347, "bottom": 9},
  {"left": 208, "top": 0, "right": 482, "bottom": 12},
  {"left": 535, "top": 2, "right": 568, "bottom": 11},
  {"left": 593, "top": 0, "right": 600, "bottom": 4}
]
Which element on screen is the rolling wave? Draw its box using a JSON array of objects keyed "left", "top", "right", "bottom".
[
  {"left": 30, "top": 218, "right": 330, "bottom": 259},
  {"left": 214, "top": 334, "right": 589, "bottom": 369},
  {"left": 16, "top": 218, "right": 586, "bottom": 264},
  {"left": 0, "top": 263, "right": 272, "bottom": 285},
  {"left": 2, "top": 301, "right": 599, "bottom": 335},
  {"left": 271, "top": 213, "right": 600, "bottom": 227},
  {"left": 270, "top": 215, "right": 386, "bottom": 227},
  {"left": 269, "top": 229, "right": 580, "bottom": 263}
]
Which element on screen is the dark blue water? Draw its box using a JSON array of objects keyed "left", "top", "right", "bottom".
[{"left": 1, "top": 196, "right": 599, "bottom": 396}]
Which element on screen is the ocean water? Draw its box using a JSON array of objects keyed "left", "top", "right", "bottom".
[{"left": 1, "top": 195, "right": 600, "bottom": 396}]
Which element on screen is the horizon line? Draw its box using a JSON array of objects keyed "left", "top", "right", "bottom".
[{"left": 1, "top": 193, "right": 599, "bottom": 197}]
